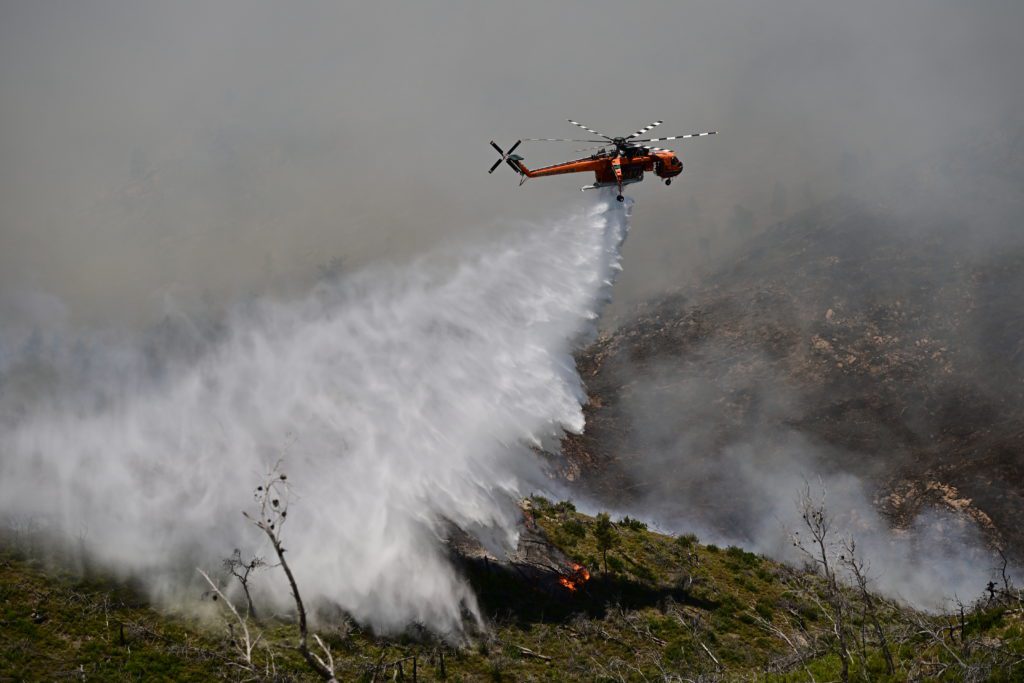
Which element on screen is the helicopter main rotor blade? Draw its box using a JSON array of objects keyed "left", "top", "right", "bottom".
[
  {"left": 627, "top": 120, "right": 663, "bottom": 139},
  {"left": 630, "top": 131, "right": 717, "bottom": 143},
  {"left": 573, "top": 145, "right": 609, "bottom": 153},
  {"left": 568, "top": 119, "right": 613, "bottom": 140}
]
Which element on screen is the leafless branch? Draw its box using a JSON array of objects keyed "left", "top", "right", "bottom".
[
  {"left": 515, "top": 645, "right": 552, "bottom": 661},
  {"left": 840, "top": 538, "right": 894, "bottom": 675},
  {"left": 197, "top": 567, "right": 261, "bottom": 672},
  {"left": 244, "top": 463, "right": 337, "bottom": 682},
  {"left": 747, "top": 608, "right": 817, "bottom": 682},
  {"left": 789, "top": 480, "right": 851, "bottom": 683},
  {"left": 223, "top": 548, "right": 266, "bottom": 621}
]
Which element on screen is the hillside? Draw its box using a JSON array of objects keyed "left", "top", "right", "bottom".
[
  {"left": 563, "top": 190, "right": 1024, "bottom": 556},
  {"left": 3, "top": 500, "right": 1022, "bottom": 681}
]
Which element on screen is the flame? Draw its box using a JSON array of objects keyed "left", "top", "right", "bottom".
[{"left": 559, "top": 563, "right": 591, "bottom": 592}]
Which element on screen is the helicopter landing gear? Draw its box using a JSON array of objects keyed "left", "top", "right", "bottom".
[
  {"left": 616, "top": 194, "right": 624, "bottom": 202},
  {"left": 664, "top": 178, "right": 672, "bottom": 186}
]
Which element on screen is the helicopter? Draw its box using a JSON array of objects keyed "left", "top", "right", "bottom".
[{"left": 489, "top": 119, "right": 715, "bottom": 201}]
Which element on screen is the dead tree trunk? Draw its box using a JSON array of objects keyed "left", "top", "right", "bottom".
[
  {"left": 245, "top": 466, "right": 338, "bottom": 682},
  {"left": 841, "top": 540, "right": 894, "bottom": 675},
  {"left": 793, "top": 482, "right": 851, "bottom": 683}
]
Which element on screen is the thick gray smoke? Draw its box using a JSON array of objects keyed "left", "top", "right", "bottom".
[
  {"left": 599, "top": 349, "right": 1015, "bottom": 612},
  {"left": 4, "top": 3, "right": 1021, "bottom": 325},
  {"left": 645, "top": 432, "right": 994, "bottom": 611},
  {"left": 0, "top": 193, "right": 630, "bottom": 634}
]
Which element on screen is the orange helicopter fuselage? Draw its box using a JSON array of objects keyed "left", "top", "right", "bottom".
[{"left": 511, "top": 149, "right": 683, "bottom": 185}]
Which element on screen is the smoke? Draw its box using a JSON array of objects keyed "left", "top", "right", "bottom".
[
  {"left": 701, "top": 434, "right": 997, "bottom": 611},
  {"left": 596, "top": 346, "right": 1014, "bottom": 611},
  {"left": 3, "top": 3, "right": 1022, "bottom": 325},
  {"left": 568, "top": 121, "right": 1024, "bottom": 609},
  {"left": 0, "top": 192, "right": 630, "bottom": 635},
  {"left": 2, "top": 0, "right": 1021, "bottom": 622}
]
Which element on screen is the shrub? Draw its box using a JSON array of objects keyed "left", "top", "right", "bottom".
[
  {"left": 736, "top": 576, "right": 755, "bottom": 592},
  {"left": 528, "top": 495, "right": 551, "bottom": 516},
  {"left": 618, "top": 516, "right": 648, "bottom": 531},
  {"left": 554, "top": 517, "right": 586, "bottom": 548},
  {"left": 717, "top": 594, "right": 741, "bottom": 616},
  {"left": 676, "top": 533, "right": 699, "bottom": 550},
  {"left": 631, "top": 563, "right": 656, "bottom": 583},
  {"left": 754, "top": 599, "right": 774, "bottom": 621},
  {"left": 561, "top": 518, "right": 586, "bottom": 540},
  {"left": 664, "top": 637, "right": 688, "bottom": 663},
  {"left": 725, "top": 545, "right": 759, "bottom": 566}
]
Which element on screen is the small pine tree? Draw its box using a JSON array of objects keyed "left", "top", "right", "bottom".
[{"left": 593, "top": 513, "right": 618, "bottom": 574}]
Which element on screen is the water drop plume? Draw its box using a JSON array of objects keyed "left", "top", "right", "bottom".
[{"left": 0, "top": 192, "right": 631, "bottom": 635}]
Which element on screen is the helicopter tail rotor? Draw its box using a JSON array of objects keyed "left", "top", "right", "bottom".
[
  {"left": 488, "top": 140, "right": 530, "bottom": 184},
  {"left": 488, "top": 140, "right": 522, "bottom": 174}
]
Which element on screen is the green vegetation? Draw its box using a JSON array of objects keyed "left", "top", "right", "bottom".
[
  {"left": 592, "top": 512, "right": 618, "bottom": 574},
  {"left": 618, "top": 516, "right": 648, "bottom": 531},
  {"left": 3, "top": 502, "right": 1022, "bottom": 681}
]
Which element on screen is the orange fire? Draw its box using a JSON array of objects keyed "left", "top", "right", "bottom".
[{"left": 559, "top": 563, "right": 591, "bottom": 592}]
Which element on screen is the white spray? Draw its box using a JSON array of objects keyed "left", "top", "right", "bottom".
[{"left": 0, "top": 193, "right": 631, "bottom": 635}]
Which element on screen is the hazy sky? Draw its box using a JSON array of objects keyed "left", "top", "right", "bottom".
[{"left": 2, "top": 1, "right": 1022, "bottom": 323}]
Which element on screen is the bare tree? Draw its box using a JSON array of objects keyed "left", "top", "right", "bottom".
[
  {"left": 910, "top": 610, "right": 972, "bottom": 680},
  {"left": 790, "top": 481, "right": 851, "bottom": 683},
  {"left": 223, "top": 548, "right": 266, "bottom": 621},
  {"left": 994, "top": 546, "right": 1020, "bottom": 605},
  {"left": 840, "top": 538, "right": 894, "bottom": 675},
  {"left": 244, "top": 464, "right": 338, "bottom": 682},
  {"left": 197, "top": 567, "right": 275, "bottom": 678}
]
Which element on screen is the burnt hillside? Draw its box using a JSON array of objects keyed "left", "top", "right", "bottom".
[{"left": 565, "top": 190, "right": 1024, "bottom": 554}]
